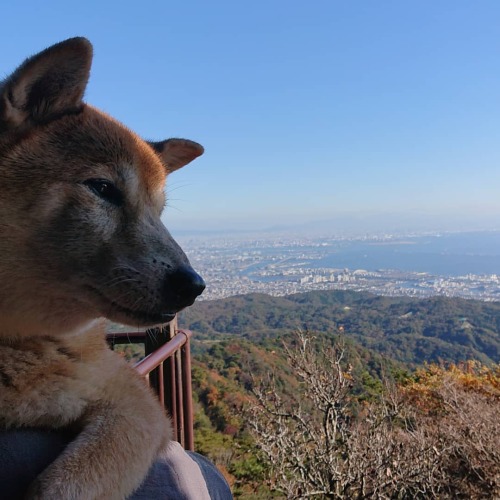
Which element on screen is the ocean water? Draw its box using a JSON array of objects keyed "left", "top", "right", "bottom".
[{"left": 313, "top": 232, "right": 500, "bottom": 276}]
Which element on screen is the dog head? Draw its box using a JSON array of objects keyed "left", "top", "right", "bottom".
[{"left": 0, "top": 38, "right": 205, "bottom": 336}]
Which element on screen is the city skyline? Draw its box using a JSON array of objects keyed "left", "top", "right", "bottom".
[
  {"left": 3, "top": 1, "right": 500, "bottom": 232},
  {"left": 181, "top": 230, "right": 500, "bottom": 302}
]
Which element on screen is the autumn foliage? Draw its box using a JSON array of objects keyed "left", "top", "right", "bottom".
[{"left": 248, "top": 332, "right": 500, "bottom": 499}]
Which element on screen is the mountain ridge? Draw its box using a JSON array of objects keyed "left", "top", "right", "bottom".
[{"left": 180, "top": 289, "right": 500, "bottom": 365}]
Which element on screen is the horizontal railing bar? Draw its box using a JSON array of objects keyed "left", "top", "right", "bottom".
[
  {"left": 134, "top": 329, "right": 192, "bottom": 377},
  {"left": 106, "top": 325, "right": 194, "bottom": 450}
]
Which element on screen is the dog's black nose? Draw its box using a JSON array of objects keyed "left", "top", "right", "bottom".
[{"left": 165, "top": 265, "right": 205, "bottom": 310}]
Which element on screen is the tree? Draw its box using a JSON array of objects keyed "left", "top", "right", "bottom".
[{"left": 247, "top": 331, "right": 500, "bottom": 499}]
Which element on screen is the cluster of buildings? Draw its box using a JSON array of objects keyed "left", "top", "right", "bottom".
[{"left": 179, "top": 236, "right": 500, "bottom": 302}]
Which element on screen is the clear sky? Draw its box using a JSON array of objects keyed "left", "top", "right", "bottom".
[{"left": 2, "top": 1, "right": 500, "bottom": 234}]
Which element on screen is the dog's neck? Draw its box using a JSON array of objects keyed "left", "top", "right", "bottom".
[{"left": 0, "top": 315, "right": 104, "bottom": 340}]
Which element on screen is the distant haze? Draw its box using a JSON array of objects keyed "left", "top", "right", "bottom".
[{"left": 169, "top": 209, "right": 500, "bottom": 238}]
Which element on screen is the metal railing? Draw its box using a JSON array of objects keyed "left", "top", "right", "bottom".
[{"left": 106, "top": 318, "right": 194, "bottom": 451}]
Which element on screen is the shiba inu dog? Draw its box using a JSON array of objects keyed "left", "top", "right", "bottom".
[{"left": 0, "top": 38, "right": 205, "bottom": 499}]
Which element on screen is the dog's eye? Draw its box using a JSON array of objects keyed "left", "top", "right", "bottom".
[{"left": 83, "top": 179, "right": 123, "bottom": 206}]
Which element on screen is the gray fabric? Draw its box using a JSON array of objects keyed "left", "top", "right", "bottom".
[
  {"left": 131, "top": 441, "right": 212, "bottom": 500},
  {"left": 187, "top": 452, "right": 233, "bottom": 500},
  {"left": 0, "top": 429, "right": 72, "bottom": 499},
  {"left": 0, "top": 430, "right": 232, "bottom": 499}
]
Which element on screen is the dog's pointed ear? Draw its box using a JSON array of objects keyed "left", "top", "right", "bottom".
[
  {"left": 148, "top": 138, "right": 204, "bottom": 173},
  {"left": 0, "top": 37, "right": 92, "bottom": 128}
]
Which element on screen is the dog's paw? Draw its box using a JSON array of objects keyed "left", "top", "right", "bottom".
[
  {"left": 24, "top": 478, "right": 45, "bottom": 500},
  {"left": 25, "top": 477, "right": 68, "bottom": 500}
]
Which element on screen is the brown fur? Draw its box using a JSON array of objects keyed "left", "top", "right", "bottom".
[{"left": 0, "top": 38, "right": 204, "bottom": 499}]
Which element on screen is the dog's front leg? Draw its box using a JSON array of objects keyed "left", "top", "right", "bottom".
[{"left": 26, "top": 373, "right": 171, "bottom": 500}]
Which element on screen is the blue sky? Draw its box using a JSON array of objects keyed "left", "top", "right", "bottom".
[{"left": 2, "top": 1, "right": 500, "bottom": 233}]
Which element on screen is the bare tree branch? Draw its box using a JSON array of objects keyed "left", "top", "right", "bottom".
[{"left": 246, "top": 331, "right": 500, "bottom": 499}]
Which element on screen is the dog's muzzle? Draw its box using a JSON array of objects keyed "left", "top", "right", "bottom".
[{"left": 164, "top": 265, "right": 205, "bottom": 311}]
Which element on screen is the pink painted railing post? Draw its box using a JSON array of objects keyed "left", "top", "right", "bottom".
[{"left": 106, "top": 316, "right": 195, "bottom": 451}]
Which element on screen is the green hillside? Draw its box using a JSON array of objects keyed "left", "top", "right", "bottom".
[
  {"left": 180, "top": 290, "right": 500, "bottom": 365},
  {"left": 190, "top": 331, "right": 410, "bottom": 497},
  {"left": 116, "top": 290, "right": 500, "bottom": 496},
  {"left": 187, "top": 325, "right": 499, "bottom": 497}
]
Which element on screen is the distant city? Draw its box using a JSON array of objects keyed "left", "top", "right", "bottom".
[{"left": 179, "top": 230, "right": 500, "bottom": 302}]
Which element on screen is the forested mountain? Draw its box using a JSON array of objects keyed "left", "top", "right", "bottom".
[
  {"left": 180, "top": 290, "right": 500, "bottom": 365},
  {"left": 190, "top": 332, "right": 408, "bottom": 497},
  {"left": 110, "top": 291, "right": 500, "bottom": 496},
  {"left": 186, "top": 315, "right": 499, "bottom": 497}
]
